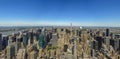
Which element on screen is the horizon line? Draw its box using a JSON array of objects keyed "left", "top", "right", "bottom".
[{"left": 0, "top": 25, "right": 119, "bottom": 28}]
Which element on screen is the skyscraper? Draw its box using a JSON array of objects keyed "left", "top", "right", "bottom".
[
  {"left": 106, "top": 28, "right": 109, "bottom": 36},
  {"left": 38, "top": 34, "right": 44, "bottom": 49},
  {"left": 28, "top": 31, "right": 33, "bottom": 45},
  {"left": 110, "top": 39, "right": 115, "bottom": 48},
  {"left": 8, "top": 36, "right": 13, "bottom": 45},
  {"left": 23, "top": 33, "right": 28, "bottom": 47},
  {"left": 2, "top": 35, "right": 8, "bottom": 50},
  {"left": 6, "top": 44, "right": 15, "bottom": 59},
  {"left": 95, "top": 36, "right": 104, "bottom": 50},
  {"left": 91, "top": 40, "right": 98, "bottom": 50},
  {"left": 0, "top": 33, "right": 2, "bottom": 52},
  {"left": 42, "top": 27, "right": 48, "bottom": 48},
  {"left": 51, "top": 33, "right": 58, "bottom": 46},
  {"left": 16, "top": 48, "right": 26, "bottom": 59}
]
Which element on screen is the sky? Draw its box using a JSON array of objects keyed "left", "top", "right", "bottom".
[{"left": 0, "top": 0, "right": 120, "bottom": 26}]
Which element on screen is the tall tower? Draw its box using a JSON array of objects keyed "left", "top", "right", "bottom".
[
  {"left": 23, "top": 33, "right": 28, "bottom": 47},
  {"left": 2, "top": 35, "right": 8, "bottom": 49},
  {"left": 0, "top": 33, "right": 2, "bottom": 52},
  {"left": 73, "top": 38, "right": 77, "bottom": 59},
  {"left": 6, "top": 44, "right": 15, "bottom": 59},
  {"left": 71, "top": 23, "right": 72, "bottom": 31},
  {"left": 8, "top": 36, "right": 13, "bottom": 45},
  {"left": 70, "top": 23, "right": 73, "bottom": 37},
  {"left": 106, "top": 28, "right": 109, "bottom": 36},
  {"left": 38, "top": 34, "right": 44, "bottom": 49}
]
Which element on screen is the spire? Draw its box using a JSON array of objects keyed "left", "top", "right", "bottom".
[{"left": 70, "top": 23, "right": 72, "bottom": 31}]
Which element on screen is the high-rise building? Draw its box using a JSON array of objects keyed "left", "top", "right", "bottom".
[
  {"left": 30, "top": 51, "right": 37, "bottom": 59},
  {"left": 41, "top": 27, "right": 46, "bottom": 35},
  {"left": 2, "top": 35, "right": 8, "bottom": 50},
  {"left": 38, "top": 34, "right": 44, "bottom": 49},
  {"left": 23, "top": 33, "right": 28, "bottom": 47},
  {"left": 95, "top": 36, "right": 104, "bottom": 50},
  {"left": 110, "top": 39, "right": 115, "bottom": 48},
  {"left": 0, "top": 33, "right": 2, "bottom": 52},
  {"left": 16, "top": 48, "right": 26, "bottom": 59},
  {"left": 91, "top": 40, "right": 98, "bottom": 50},
  {"left": 64, "top": 44, "right": 68, "bottom": 52},
  {"left": 46, "top": 34, "right": 50, "bottom": 43},
  {"left": 52, "top": 27, "right": 57, "bottom": 33},
  {"left": 117, "top": 39, "right": 120, "bottom": 51},
  {"left": 90, "top": 49, "right": 96, "bottom": 58},
  {"left": 73, "top": 38, "right": 77, "bottom": 59},
  {"left": 104, "top": 37, "right": 110, "bottom": 48},
  {"left": 6, "top": 44, "right": 15, "bottom": 59},
  {"left": 115, "top": 34, "right": 120, "bottom": 39},
  {"left": 114, "top": 39, "right": 120, "bottom": 51},
  {"left": 28, "top": 32, "right": 33, "bottom": 44},
  {"left": 33, "top": 36, "right": 37, "bottom": 43},
  {"left": 14, "top": 42, "right": 21, "bottom": 56},
  {"left": 74, "top": 30, "right": 79, "bottom": 36},
  {"left": 106, "top": 28, "right": 109, "bottom": 36},
  {"left": 51, "top": 33, "right": 58, "bottom": 46},
  {"left": 49, "top": 32, "right": 52, "bottom": 39},
  {"left": 42, "top": 28, "right": 47, "bottom": 48},
  {"left": 8, "top": 36, "right": 13, "bottom": 45}
]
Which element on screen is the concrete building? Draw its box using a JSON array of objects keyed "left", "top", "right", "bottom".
[
  {"left": 0, "top": 33, "right": 2, "bottom": 52},
  {"left": 0, "top": 54, "right": 6, "bottom": 59},
  {"left": 50, "top": 33, "right": 58, "bottom": 46},
  {"left": 6, "top": 44, "right": 15, "bottom": 59},
  {"left": 16, "top": 48, "right": 26, "bottom": 59},
  {"left": 30, "top": 51, "right": 37, "bottom": 59}
]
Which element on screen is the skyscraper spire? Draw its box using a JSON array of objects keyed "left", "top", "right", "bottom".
[{"left": 71, "top": 23, "right": 72, "bottom": 31}]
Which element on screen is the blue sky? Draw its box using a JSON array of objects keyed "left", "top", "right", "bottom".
[{"left": 0, "top": 0, "right": 120, "bottom": 26}]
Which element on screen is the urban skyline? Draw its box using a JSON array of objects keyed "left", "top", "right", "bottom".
[{"left": 1, "top": 0, "right": 120, "bottom": 59}]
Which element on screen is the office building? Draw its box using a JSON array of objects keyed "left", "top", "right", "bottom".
[
  {"left": 51, "top": 33, "right": 58, "bottom": 46},
  {"left": 16, "top": 48, "right": 26, "bottom": 59},
  {"left": 6, "top": 44, "right": 15, "bottom": 59},
  {"left": 104, "top": 37, "right": 110, "bottom": 48},
  {"left": 115, "top": 34, "right": 120, "bottom": 39},
  {"left": 110, "top": 39, "right": 115, "bottom": 48},
  {"left": 38, "top": 34, "right": 44, "bottom": 49},
  {"left": 30, "top": 51, "right": 37, "bottom": 59},
  {"left": 8, "top": 36, "right": 13, "bottom": 45},
  {"left": 2, "top": 35, "right": 8, "bottom": 49},
  {"left": 106, "top": 28, "right": 109, "bottom": 36},
  {"left": 0, "top": 33, "right": 2, "bottom": 52},
  {"left": 95, "top": 36, "right": 104, "bottom": 50},
  {"left": 91, "top": 40, "right": 98, "bottom": 50},
  {"left": 28, "top": 32, "right": 33, "bottom": 44},
  {"left": 114, "top": 39, "right": 120, "bottom": 51},
  {"left": 23, "top": 33, "right": 28, "bottom": 47},
  {"left": 64, "top": 44, "right": 68, "bottom": 52}
]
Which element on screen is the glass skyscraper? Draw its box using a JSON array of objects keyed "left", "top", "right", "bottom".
[
  {"left": 38, "top": 34, "right": 44, "bottom": 49},
  {"left": 23, "top": 33, "right": 28, "bottom": 47}
]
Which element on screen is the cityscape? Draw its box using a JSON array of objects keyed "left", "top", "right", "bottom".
[
  {"left": 0, "top": 0, "right": 120, "bottom": 59},
  {"left": 0, "top": 26, "right": 120, "bottom": 59}
]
